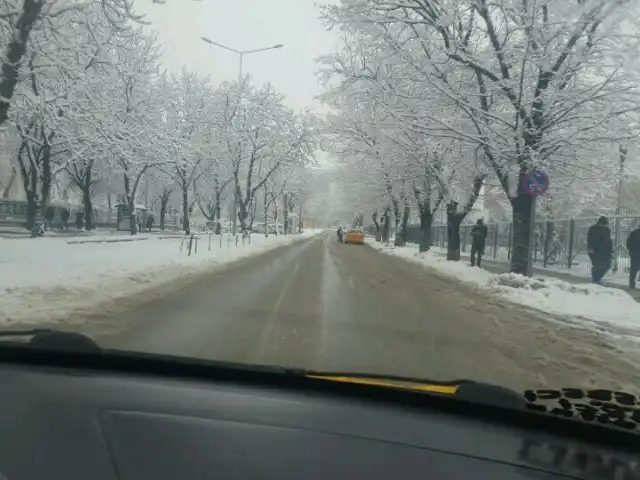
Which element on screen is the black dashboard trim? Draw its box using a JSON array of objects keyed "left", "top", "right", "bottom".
[{"left": 0, "top": 344, "right": 638, "bottom": 454}]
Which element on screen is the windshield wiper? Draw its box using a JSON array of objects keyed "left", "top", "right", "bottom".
[{"left": 0, "top": 328, "right": 100, "bottom": 352}]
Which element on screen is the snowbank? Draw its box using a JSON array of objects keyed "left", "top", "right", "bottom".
[
  {"left": 370, "top": 241, "right": 640, "bottom": 338},
  {"left": 0, "top": 231, "right": 322, "bottom": 326}
]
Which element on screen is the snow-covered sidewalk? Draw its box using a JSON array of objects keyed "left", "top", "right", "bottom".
[
  {"left": 369, "top": 240, "right": 640, "bottom": 344},
  {"left": 427, "top": 244, "right": 635, "bottom": 292},
  {"left": 0, "top": 231, "right": 322, "bottom": 326}
]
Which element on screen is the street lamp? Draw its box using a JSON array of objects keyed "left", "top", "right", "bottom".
[
  {"left": 201, "top": 37, "right": 283, "bottom": 80},
  {"left": 201, "top": 37, "right": 283, "bottom": 235}
]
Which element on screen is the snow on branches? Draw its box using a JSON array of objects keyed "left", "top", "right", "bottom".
[
  {"left": 318, "top": 0, "right": 640, "bottom": 273},
  {"left": 0, "top": 0, "right": 320, "bottom": 238}
]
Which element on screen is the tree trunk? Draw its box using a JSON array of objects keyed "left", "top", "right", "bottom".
[
  {"left": 273, "top": 201, "right": 279, "bottom": 235},
  {"left": 124, "top": 166, "right": 150, "bottom": 234},
  {"left": 283, "top": 196, "right": 289, "bottom": 235},
  {"left": 248, "top": 195, "right": 257, "bottom": 232},
  {"left": 298, "top": 205, "right": 303, "bottom": 233},
  {"left": 510, "top": 193, "right": 535, "bottom": 275},
  {"left": 32, "top": 132, "right": 53, "bottom": 235},
  {"left": 123, "top": 172, "right": 135, "bottom": 234},
  {"left": 446, "top": 213, "right": 464, "bottom": 261},
  {"left": 25, "top": 190, "right": 37, "bottom": 230},
  {"left": 127, "top": 201, "right": 136, "bottom": 234},
  {"left": 372, "top": 213, "right": 381, "bottom": 242},
  {"left": 0, "top": 0, "right": 44, "bottom": 128},
  {"left": 263, "top": 188, "right": 269, "bottom": 237},
  {"left": 392, "top": 198, "right": 402, "bottom": 246},
  {"left": 159, "top": 188, "right": 172, "bottom": 231},
  {"left": 419, "top": 208, "right": 433, "bottom": 253},
  {"left": 395, "top": 203, "right": 410, "bottom": 247},
  {"left": 83, "top": 188, "right": 94, "bottom": 231},
  {"left": 381, "top": 209, "right": 390, "bottom": 243},
  {"left": 79, "top": 165, "right": 95, "bottom": 231},
  {"left": 160, "top": 201, "right": 167, "bottom": 230},
  {"left": 182, "top": 186, "right": 190, "bottom": 235},
  {"left": 235, "top": 184, "right": 249, "bottom": 233},
  {"left": 215, "top": 194, "right": 222, "bottom": 234},
  {"left": 238, "top": 205, "right": 248, "bottom": 232}
]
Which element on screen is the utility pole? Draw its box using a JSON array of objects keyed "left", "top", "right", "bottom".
[{"left": 613, "top": 145, "right": 627, "bottom": 272}]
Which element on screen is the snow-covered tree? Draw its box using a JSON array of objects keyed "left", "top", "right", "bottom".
[
  {"left": 212, "top": 80, "right": 318, "bottom": 233},
  {"left": 0, "top": 0, "right": 197, "bottom": 128},
  {"left": 319, "top": 0, "right": 640, "bottom": 274}
]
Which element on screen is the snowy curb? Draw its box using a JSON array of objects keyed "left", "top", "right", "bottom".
[
  {"left": 368, "top": 240, "right": 640, "bottom": 340},
  {"left": 67, "top": 237, "right": 150, "bottom": 245},
  {"left": 67, "top": 233, "right": 210, "bottom": 244}
]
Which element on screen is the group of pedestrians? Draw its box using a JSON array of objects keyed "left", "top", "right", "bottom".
[
  {"left": 588, "top": 216, "right": 640, "bottom": 288},
  {"left": 462, "top": 216, "right": 640, "bottom": 289},
  {"left": 345, "top": 214, "right": 640, "bottom": 288}
]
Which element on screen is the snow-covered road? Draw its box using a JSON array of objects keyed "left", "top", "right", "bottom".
[
  {"left": 2, "top": 231, "right": 639, "bottom": 395},
  {"left": 78, "top": 232, "right": 639, "bottom": 397},
  {"left": 369, "top": 241, "right": 640, "bottom": 349},
  {"left": 0, "top": 231, "right": 321, "bottom": 326}
]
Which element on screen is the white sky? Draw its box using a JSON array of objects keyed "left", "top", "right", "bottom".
[{"left": 135, "top": 0, "right": 340, "bottom": 113}]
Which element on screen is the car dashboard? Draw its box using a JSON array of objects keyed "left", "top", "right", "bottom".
[{"left": 0, "top": 348, "right": 638, "bottom": 480}]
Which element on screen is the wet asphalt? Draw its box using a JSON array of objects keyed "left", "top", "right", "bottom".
[{"left": 95, "top": 232, "right": 640, "bottom": 393}]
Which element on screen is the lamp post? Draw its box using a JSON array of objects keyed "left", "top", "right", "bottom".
[{"left": 201, "top": 38, "right": 283, "bottom": 235}]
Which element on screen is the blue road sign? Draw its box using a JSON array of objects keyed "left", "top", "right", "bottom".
[{"left": 522, "top": 169, "right": 549, "bottom": 196}]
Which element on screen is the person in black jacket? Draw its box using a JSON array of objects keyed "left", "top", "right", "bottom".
[
  {"left": 470, "top": 218, "right": 488, "bottom": 267},
  {"left": 587, "top": 216, "right": 613, "bottom": 284},
  {"left": 626, "top": 225, "right": 640, "bottom": 288}
]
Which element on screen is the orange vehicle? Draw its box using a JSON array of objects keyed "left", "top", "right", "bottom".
[{"left": 344, "top": 229, "right": 365, "bottom": 245}]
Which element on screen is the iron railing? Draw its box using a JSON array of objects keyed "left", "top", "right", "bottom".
[{"left": 368, "top": 213, "right": 640, "bottom": 279}]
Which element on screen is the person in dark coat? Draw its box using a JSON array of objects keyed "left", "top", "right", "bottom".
[
  {"left": 75, "top": 212, "right": 84, "bottom": 231},
  {"left": 470, "top": 218, "right": 488, "bottom": 267},
  {"left": 146, "top": 215, "right": 154, "bottom": 233},
  {"left": 587, "top": 216, "right": 613, "bottom": 284},
  {"left": 60, "top": 208, "right": 69, "bottom": 231},
  {"left": 626, "top": 225, "right": 640, "bottom": 288}
]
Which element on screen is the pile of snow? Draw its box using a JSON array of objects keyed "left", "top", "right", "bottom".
[
  {"left": 0, "top": 231, "right": 321, "bottom": 326},
  {"left": 370, "top": 242, "right": 640, "bottom": 337}
]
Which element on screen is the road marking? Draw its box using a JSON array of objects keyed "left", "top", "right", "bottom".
[
  {"left": 256, "top": 260, "right": 300, "bottom": 360},
  {"left": 272, "top": 261, "right": 299, "bottom": 316}
]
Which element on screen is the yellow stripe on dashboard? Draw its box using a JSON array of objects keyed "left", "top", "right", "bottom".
[{"left": 306, "top": 375, "right": 459, "bottom": 395}]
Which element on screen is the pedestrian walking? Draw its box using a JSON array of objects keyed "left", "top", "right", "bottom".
[
  {"left": 75, "top": 212, "right": 84, "bottom": 231},
  {"left": 626, "top": 224, "right": 640, "bottom": 288},
  {"left": 470, "top": 218, "right": 488, "bottom": 267},
  {"left": 337, "top": 226, "right": 343, "bottom": 243},
  {"left": 146, "top": 215, "right": 154, "bottom": 233},
  {"left": 587, "top": 216, "right": 613, "bottom": 284},
  {"left": 60, "top": 208, "right": 69, "bottom": 231}
]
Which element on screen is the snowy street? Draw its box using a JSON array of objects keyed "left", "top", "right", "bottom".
[
  {"left": 0, "top": 231, "right": 320, "bottom": 327},
  {"left": 26, "top": 231, "right": 633, "bottom": 397}
]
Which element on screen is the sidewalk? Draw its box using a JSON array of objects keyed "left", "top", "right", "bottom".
[{"left": 429, "top": 247, "right": 640, "bottom": 303}]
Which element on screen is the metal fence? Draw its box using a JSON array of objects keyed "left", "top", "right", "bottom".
[
  {"left": 372, "top": 214, "right": 640, "bottom": 279},
  {"left": 0, "top": 199, "right": 181, "bottom": 230}
]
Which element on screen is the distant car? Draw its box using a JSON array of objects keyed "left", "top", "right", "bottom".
[{"left": 344, "top": 229, "right": 365, "bottom": 245}]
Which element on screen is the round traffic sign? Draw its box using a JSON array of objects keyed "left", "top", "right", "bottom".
[{"left": 522, "top": 169, "right": 549, "bottom": 196}]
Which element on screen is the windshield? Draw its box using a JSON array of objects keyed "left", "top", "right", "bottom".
[{"left": 2, "top": 0, "right": 640, "bottom": 411}]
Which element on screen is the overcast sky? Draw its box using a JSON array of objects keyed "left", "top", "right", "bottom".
[{"left": 136, "top": 0, "right": 340, "bottom": 113}]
